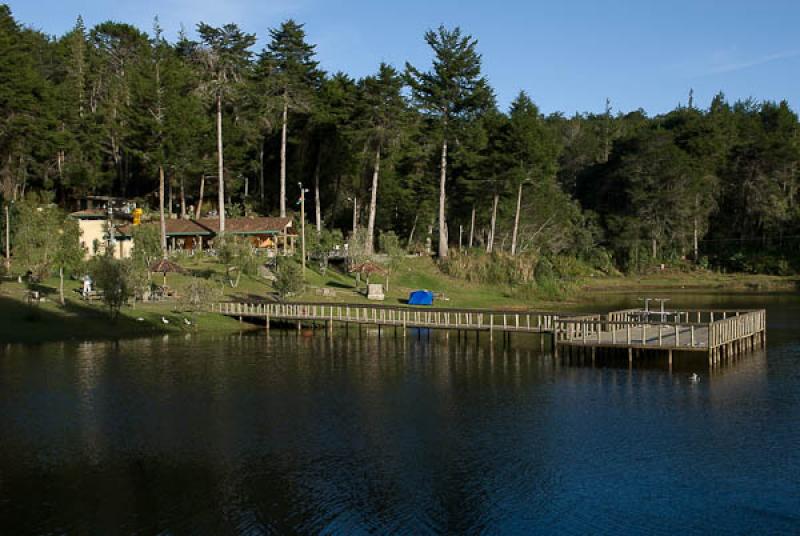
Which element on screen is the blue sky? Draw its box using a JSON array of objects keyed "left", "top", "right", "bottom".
[{"left": 7, "top": 0, "right": 800, "bottom": 115}]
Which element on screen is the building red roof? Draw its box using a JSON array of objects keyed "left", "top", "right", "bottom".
[
  {"left": 117, "top": 217, "right": 292, "bottom": 237},
  {"left": 69, "top": 209, "right": 108, "bottom": 220}
]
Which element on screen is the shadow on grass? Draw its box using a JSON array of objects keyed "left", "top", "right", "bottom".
[
  {"left": 188, "top": 268, "right": 218, "bottom": 280},
  {"left": 228, "top": 292, "right": 277, "bottom": 303},
  {"left": 0, "top": 296, "right": 167, "bottom": 345},
  {"left": 324, "top": 281, "right": 354, "bottom": 289}
]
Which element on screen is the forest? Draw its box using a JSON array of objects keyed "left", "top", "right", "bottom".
[{"left": 2, "top": 4, "right": 800, "bottom": 278}]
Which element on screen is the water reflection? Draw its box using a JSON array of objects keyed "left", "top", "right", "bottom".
[{"left": 0, "top": 299, "right": 798, "bottom": 534}]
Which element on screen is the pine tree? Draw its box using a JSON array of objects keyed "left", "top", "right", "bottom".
[
  {"left": 259, "top": 20, "right": 320, "bottom": 217},
  {"left": 195, "top": 22, "right": 256, "bottom": 232},
  {"left": 357, "top": 63, "right": 409, "bottom": 254},
  {"left": 406, "top": 25, "right": 492, "bottom": 258},
  {"left": 507, "top": 91, "right": 560, "bottom": 255}
]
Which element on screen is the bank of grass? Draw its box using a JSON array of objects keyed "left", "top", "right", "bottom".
[
  {"left": 2, "top": 253, "right": 797, "bottom": 344},
  {"left": 0, "top": 274, "right": 244, "bottom": 344},
  {"left": 581, "top": 271, "right": 800, "bottom": 293}
]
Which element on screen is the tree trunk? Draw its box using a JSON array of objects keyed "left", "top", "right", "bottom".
[
  {"left": 216, "top": 94, "right": 225, "bottom": 232},
  {"left": 487, "top": 193, "right": 499, "bottom": 254},
  {"left": 180, "top": 177, "right": 186, "bottom": 219},
  {"left": 469, "top": 205, "right": 475, "bottom": 249},
  {"left": 59, "top": 267, "right": 65, "bottom": 306},
  {"left": 159, "top": 165, "right": 167, "bottom": 257},
  {"left": 438, "top": 138, "right": 449, "bottom": 258},
  {"left": 408, "top": 213, "right": 418, "bottom": 246},
  {"left": 167, "top": 174, "right": 173, "bottom": 218},
  {"left": 693, "top": 194, "right": 700, "bottom": 262},
  {"left": 259, "top": 139, "right": 265, "bottom": 203},
  {"left": 652, "top": 238, "right": 657, "bottom": 260},
  {"left": 511, "top": 182, "right": 523, "bottom": 256},
  {"left": 366, "top": 144, "right": 381, "bottom": 255},
  {"left": 280, "top": 92, "right": 288, "bottom": 218},
  {"left": 4, "top": 204, "right": 10, "bottom": 270},
  {"left": 352, "top": 197, "right": 358, "bottom": 237},
  {"left": 314, "top": 146, "right": 322, "bottom": 233},
  {"left": 195, "top": 175, "right": 205, "bottom": 219}
]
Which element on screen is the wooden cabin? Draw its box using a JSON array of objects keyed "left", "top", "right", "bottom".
[{"left": 116, "top": 217, "right": 296, "bottom": 257}]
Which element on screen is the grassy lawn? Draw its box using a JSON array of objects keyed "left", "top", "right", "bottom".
[
  {"left": 581, "top": 271, "right": 799, "bottom": 293},
  {"left": 2, "top": 253, "right": 796, "bottom": 345},
  {"left": 0, "top": 273, "right": 244, "bottom": 344}
]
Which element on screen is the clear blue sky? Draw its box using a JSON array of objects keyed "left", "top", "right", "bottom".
[{"left": 7, "top": 0, "right": 800, "bottom": 115}]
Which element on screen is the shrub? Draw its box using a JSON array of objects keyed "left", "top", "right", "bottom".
[
  {"left": 217, "top": 235, "right": 257, "bottom": 288},
  {"left": 273, "top": 258, "right": 303, "bottom": 299},
  {"left": 89, "top": 254, "right": 131, "bottom": 319}
]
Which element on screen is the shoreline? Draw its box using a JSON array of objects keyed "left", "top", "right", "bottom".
[{"left": 1, "top": 271, "right": 795, "bottom": 345}]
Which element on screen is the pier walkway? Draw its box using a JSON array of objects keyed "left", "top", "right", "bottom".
[{"left": 211, "top": 302, "right": 766, "bottom": 363}]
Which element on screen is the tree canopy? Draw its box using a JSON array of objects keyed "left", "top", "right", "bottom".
[{"left": 1, "top": 5, "right": 799, "bottom": 274}]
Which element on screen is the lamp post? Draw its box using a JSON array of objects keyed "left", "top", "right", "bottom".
[
  {"left": 511, "top": 178, "right": 533, "bottom": 256},
  {"left": 298, "top": 182, "right": 308, "bottom": 275},
  {"left": 4, "top": 203, "right": 10, "bottom": 270},
  {"left": 347, "top": 196, "right": 358, "bottom": 237},
  {"left": 107, "top": 203, "right": 115, "bottom": 257}
]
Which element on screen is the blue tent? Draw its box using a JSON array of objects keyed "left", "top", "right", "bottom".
[{"left": 408, "top": 290, "right": 434, "bottom": 305}]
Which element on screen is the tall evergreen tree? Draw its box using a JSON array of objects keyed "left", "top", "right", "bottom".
[
  {"left": 357, "top": 63, "right": 409, "bottom": 254},
  {"left": 406, "top": 25, "right": 492, "bottom": 258},
  {"left": 259, "top": 20, "right": 319, "bottom": 217},
  {"left": 507, "top": 91, "right": 560, "bottom": 255},
  {"left": 194, "top": 22, "right": 255, "bottom": 232}
]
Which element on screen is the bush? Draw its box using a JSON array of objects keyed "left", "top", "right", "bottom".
[
  {"left": 273, "top": 258, "right": 303, "bottom": 299},
  {"left": 217, "top": 235, "right": 257, "bottom": 287},
  {"left": 89, "top": 254, "right": 131, "bottom": 319},
  {"left": 179, "top": 277, "right": 221, "bottom": 314}
]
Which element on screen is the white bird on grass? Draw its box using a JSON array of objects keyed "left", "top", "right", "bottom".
[
  {"left": 183, "top": 317, "right": 192, "bottom": 326},
  {"left": 161, "top": 316, "right": 170, "bottom": 325},
  {"left": 136, "top": 317, "right": 145, "bottom": 322}
]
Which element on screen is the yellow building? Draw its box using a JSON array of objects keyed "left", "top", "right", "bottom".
[{"left": 68, "top": 209, "right": 132, "bottom": 259}]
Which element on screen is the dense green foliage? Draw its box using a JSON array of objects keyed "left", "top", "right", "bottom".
[
  {"left": 2, "top": 5, "right": 799, "bottom": 274},
  {"left": 88, "top": 254, "right": 131, "bottom": 318},
  {"left": 273, "top": 257, "right": 303, "bottom": 298}
]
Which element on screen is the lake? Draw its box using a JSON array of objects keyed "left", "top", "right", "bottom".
[{"left": 0, "top": 293, "right": 798, "bottom": 534}]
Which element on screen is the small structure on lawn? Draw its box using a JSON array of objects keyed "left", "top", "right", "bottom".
[
  {"left": 408, "top": 289, "right": 434, "bottom": 306},
  {"left": 367, "top": 283, "right": 385, "bottom": 301},
  {"left": 349, "top": 261, "right": 386, "bottom": 284},
  {"left": 150, "top": 258, "right": 185, "bottom": 287}
]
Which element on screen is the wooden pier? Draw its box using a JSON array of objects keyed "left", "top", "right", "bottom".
[
  {"left": 211, "top": 302, "right": 559, "bottom": 334},
  {"left": 211, "top": 302, "right": 766, "bottom": 363},
  {"left": 554, "top": 309, "right": 767, "bottom": 364}
]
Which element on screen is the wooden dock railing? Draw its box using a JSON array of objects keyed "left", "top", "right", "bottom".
[
  {"left": 211, "top": 301, "right": 560, "bottom": 333},
  {"left": 555, "top": 309, "right": 766, "bottom": 352},
  {"left": 211, "top": 301, "right": 766, "bottom": 361}
]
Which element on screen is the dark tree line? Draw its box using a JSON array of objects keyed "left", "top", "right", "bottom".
[{"left": 2, "top": 5, "right": 799, "bottom": 273}]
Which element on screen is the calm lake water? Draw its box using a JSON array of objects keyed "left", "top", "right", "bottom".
[{"left": 0, "top": 293, "right": 798, "bottom": 534}]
